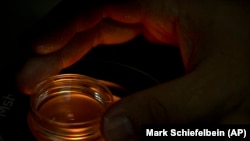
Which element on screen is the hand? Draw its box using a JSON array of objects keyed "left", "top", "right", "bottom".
[{"left": 17, "top": 0, "right": 250, "bottom": 140}]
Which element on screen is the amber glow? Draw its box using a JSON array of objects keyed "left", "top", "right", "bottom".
[{"left": 38, "top": 93, "right": 105, "bottom": 123}]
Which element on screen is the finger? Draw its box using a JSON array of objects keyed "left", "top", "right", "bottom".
[
  {"left": 103, "top": 0, "right": 145, "bottom": 24},
  {"left": 17, "top": 19, "right": 141, "bottom": 94},
  {"left": 59, "top": 19, "right": 141, "bottom": 69},
  {"left": 32, "top": 0, "right": 104, "bottom": 54},
  {"left": 32, "top": 0, "right": 152, "bottom": 55},
  {"left": 17, "top": 54, "right": 62, "bottom": 94},
  {"left": 104, "top": 0, "right": 179, "bottom": 45}
]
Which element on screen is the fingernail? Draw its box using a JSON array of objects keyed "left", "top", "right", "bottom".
[{"left": 103, "top": 115, "right": 135, "bottom": 141}]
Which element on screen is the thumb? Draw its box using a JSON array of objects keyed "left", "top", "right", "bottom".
[
  {"left": 102, "top": 60, "right": 249, "bottom": 141},
  {"left": 101, "top": 80, "right": 191, "bottom": 141},
  {"left": 102, "top": 87, "right": 170, "bottom": 141}
]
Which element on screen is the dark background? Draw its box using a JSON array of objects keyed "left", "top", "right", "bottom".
[{"left": 1, "top": 0, "right": 184, "bottom": 140}]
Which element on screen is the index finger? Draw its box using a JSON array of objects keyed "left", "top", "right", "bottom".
[
  {"left": 32, "top": 0, "right": 150, "bottom": 55},
  {"left": 32, "top": 0, "right": 105, "bottom": 54}
]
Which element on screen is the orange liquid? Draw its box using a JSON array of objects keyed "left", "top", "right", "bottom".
[{"left": 38, "top": 93, "right": 105, "bottom": 123}]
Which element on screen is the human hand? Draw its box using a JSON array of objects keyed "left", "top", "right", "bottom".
[{"left": 17, "top": 0, "right": 250, "bottom": 140}]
